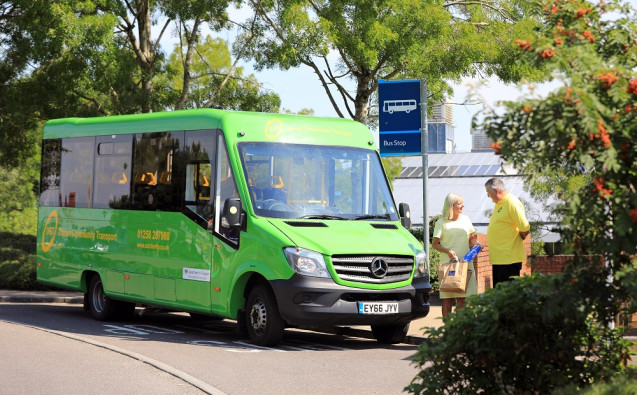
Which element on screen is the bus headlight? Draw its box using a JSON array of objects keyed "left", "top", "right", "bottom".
[
  {"left": 284, "top": 247, "right": 330, "bottom": 278},
  {"left": 414, "top": 250, "right": 428, "bottom": 278}
]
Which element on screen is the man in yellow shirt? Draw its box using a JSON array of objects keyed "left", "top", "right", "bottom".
[{"left": 485, "top": 178, "right": 530, "bottom": 287}]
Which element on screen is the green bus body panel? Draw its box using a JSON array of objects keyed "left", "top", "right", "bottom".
[
  {"left": 37, "top": 109, "right": 425, "bottom": 320},
  {"left": 211, "top": 217, "right": 297, "bottom": 316},
  {"left": 36, "top": 206, "right": 298, "bottom": 317},
  {"left": 43, "top": 109, "right": 377, "bottom": 151},
  {"left": 37, "top": 207, "right": 217, "bottom": 311}
]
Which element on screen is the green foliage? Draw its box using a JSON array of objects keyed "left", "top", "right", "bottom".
[
  {"left": 0, "top": 232, "right": 48, "bottom": 290},
  {"left": 451, "top": 1, "right": 637, "bottom": 390},
  {"left": 408, "top": 214, "right": 442, "bottom": 245},
  {"left": 283, "top": 108, "right": 315, "bottom": 115},
  {"left": 531, "top": 240, "right": 546, "bottom": 256},
  {"left": 167, "top": 35, "right": 281, "bottom": 112},
  {"left": 0, "top": 1, "right": 279, "bottom": 156},
  {"left": 428, "top": 246, "right": 442, "bottom": 290},
  {"left": 0, "top": 166, "right": 35, "bottom": 213},
  {"left": 242, "top": 0, "right": 545, "bottom": 123},
  {"left": 407, "top": 271, "right": 633, "bottom": 394},
  {"left": 515, "top": 196, "right": 547, "bottom": 256},
  {"left": 617, "top": 257, "right": 637, "bottom": 315},
  {"left": 0, "top": 165, "right": 38, "bottom": 235},
  {"left": 0, "top": 208, "right": 37, "bottom": 236},
  {"left": 475, "top": 0, "right": 637, "bottom": 311},
  {"left": 554, "top": 368, "right": 637, "bottom": 395},
  {"left": 381, "top": 157, "right": 402, "bottom": 188},
  {"left": 0, "top": 165, "right": 39, "bottom": 288}
]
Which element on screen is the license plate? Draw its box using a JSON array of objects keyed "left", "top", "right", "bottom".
[{"left": 358, "top": 302, "right": 399, "bottom": 314}]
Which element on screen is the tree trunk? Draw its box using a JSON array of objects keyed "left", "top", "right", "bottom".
[
  {"left": 353, "top": 73, "right": 373, "bottom": 124},
  {"left": 175, "top": 18, "right": 201, "bottom": 110},
  {"left": 136, "top": 0, "right": 154, "bottom": 113}
]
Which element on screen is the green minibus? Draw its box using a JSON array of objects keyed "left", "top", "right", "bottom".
[{"left": 36, "top": 109, "right": 431, "bottom": 346}]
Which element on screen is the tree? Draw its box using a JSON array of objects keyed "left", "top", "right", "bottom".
[
  {"left": 477, "top": 0, "right": 636, "bottom": 303},
  {"left": 238, "top": 0, "right": 545, "bottom": 124},
  {"left": 0, "top": 1, "right": 118, "bottom": 166},
  {"left": 0, "top": 1, "right": 257, "bottom": 122},
  {"left": 0, "top": 1, "right": 283, "bottom": 164},
  {"left": 167, "top": 35, "right": 281, "bottom": 111},
  {"left": 381, "top": 157, "right": 402, "bottom": 188},
  {"left": 89, "top": 0, "right": 236, "bottom": 113},
  {"left": 0, "top": 165, "right": 37, "bottom": 234},
  {"left": 409, "top": 1, "right": 637, "bottom": 391}
]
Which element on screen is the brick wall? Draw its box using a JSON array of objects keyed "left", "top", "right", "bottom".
[
  {"left": 471, "top": 237, "right": 636, "bottom": 333},
  {"left": 528, "top": 255, "right": 571, "bottom": 274},
  {"left": 473, "top": 233, "right": 531, "bottom": 294}
]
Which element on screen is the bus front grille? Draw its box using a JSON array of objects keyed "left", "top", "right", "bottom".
[{"left": 331, "top": 255, "right": 413, "bottom": 284}]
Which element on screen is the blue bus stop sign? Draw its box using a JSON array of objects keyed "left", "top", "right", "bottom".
[{"left": 378, "top": 80, "right": 421, "bottom": 156}]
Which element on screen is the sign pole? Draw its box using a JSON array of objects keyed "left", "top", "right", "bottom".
[{"left": 420, "top": 79, "right": 429, "bottom": 259}]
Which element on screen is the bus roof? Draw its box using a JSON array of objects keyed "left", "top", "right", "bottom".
[{"left": 43, "top": 109, "right": 377, "bottom": 150}]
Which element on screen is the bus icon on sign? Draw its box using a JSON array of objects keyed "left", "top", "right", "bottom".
[{"left": 382, "top": 99, "right": 417, "bottom": 114}]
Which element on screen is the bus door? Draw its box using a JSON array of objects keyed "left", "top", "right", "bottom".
[
  {"left": 210, "top": 133, "right": 242, "bottom": 315},
  {"left": 179, "top": 130, "right": 217, "bottom": 311}
]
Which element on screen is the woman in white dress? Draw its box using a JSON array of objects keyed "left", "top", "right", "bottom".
[{"left": 432, "top": 193, "right": 479, "bottom": 317}]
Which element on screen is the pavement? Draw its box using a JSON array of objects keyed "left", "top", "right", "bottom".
[{"left": 0, "top": 289, "right": 443, "bottom": 345}]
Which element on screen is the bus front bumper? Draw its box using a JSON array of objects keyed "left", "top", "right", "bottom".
[{"left": 270, "top": 274, "right": 431, "bottom": 327}]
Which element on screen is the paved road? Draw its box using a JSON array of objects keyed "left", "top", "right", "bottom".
[
  {"left": 0, "top": 295, "right": 443, "bottom": 394},
  {"left": 1, "top": 319, "right": 211, "bottom": 394}
]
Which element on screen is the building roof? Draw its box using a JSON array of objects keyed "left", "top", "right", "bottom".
[{"left": 400, "top": 152, "right": 517, "bottom": 178}]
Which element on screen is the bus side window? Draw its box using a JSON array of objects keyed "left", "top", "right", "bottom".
[
  {"left": 39, "top": 139, "right": 62, "bottom": 207},
  {"left": 215, "top": 136, "right": 240, "bottom": 246},
  {"left": 93, "top": 135, "right": 132, "bottom": 209},
  {"left": 131, "top": 132, "right": 182, "bottom": 211},
  {"left": 182, "top": 130, "right": 217, "bottom": 230},
  {"left": 60, "top": 137, "right": 94, "bottom": 208}
]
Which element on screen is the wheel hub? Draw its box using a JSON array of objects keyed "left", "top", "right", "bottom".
[{"left": 249, "top": 299, "right": 267, "bottom": 335}]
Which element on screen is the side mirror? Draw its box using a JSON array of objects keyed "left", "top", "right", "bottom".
[
  {"left": 222, "top": 198, "right": 243, "bottom": 228},
  {"left": 399, "top": 203, "right": 411, "bottom": 229}
]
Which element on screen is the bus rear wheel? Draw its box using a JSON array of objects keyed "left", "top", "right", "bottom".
[
  {"left": 371, "top": 323, "right": 409, "bottom": 344},
  {"left": 88, "top": 276, "right": 135, "bottom": 321},
  {"left": 245, "top": 284, "right": 284, "bottom": 346}
]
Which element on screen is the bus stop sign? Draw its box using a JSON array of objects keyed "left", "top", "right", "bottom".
[{"left": 378, "top": 79, "right": 422, "bottom": 156}]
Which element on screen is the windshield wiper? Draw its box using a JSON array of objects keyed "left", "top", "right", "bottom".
[
  {"left": 352, "top": 214, "right": 390, "bottom": 221},
  {"left": 299, "top": 214, "right": 348, "bottom": 220}
]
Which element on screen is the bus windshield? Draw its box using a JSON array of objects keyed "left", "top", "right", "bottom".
[{"left": 238, "top": 142, "right": 399, "bottom": 220}]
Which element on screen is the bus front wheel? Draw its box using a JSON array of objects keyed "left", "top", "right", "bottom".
[{"left": 245, "top": 284, "right": 284, "bottom": 346}]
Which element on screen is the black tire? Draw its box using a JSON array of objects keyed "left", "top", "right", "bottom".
[
  {"left": 245, "top": 284, "right": 285, "bottom": 346},
  {"left": 88, "top": 276, "right": 117, "bottom": 321},
  {"left": 88, "top": 276, "right": 135, "bottom": 321},
  {"left": 371, "top": 323, "right": 409, "bottom": 344}
]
